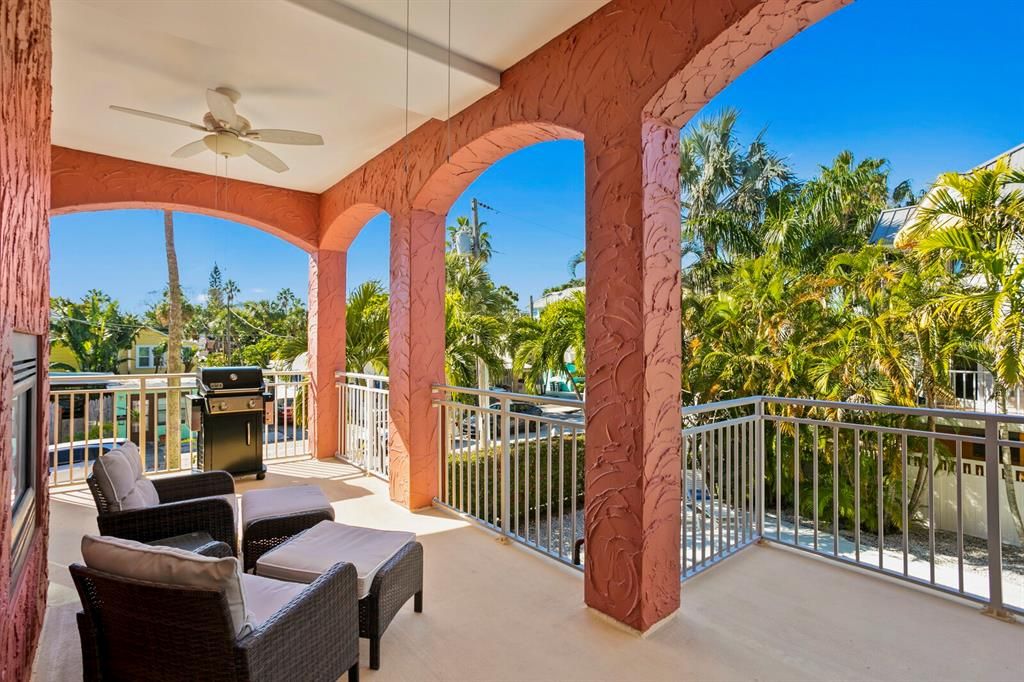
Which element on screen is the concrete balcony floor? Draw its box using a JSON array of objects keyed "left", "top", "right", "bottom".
[{"left": 36, "top": 458, "right": 1021, "bottom": 681}]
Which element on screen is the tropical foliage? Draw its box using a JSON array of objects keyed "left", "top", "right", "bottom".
[{"left": 50, "top": 290, "right": 142, "bottom": 372}]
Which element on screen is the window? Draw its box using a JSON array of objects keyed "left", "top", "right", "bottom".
[
  {"left": 136, "top": 345, "right": 157, "bottom": 369},
  {"left": 10, "top": 333, "right": 38, "bottom": 579}
]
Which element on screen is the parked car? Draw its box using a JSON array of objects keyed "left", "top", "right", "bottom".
[
  {"left": 277, "top": 397, "right": 294, "bottom": 424},
  {"left": 460, "top": 401, "right": 544, "bottom": 439}
]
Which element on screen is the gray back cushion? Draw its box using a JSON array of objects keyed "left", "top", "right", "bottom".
[
  {"left": 82, "top": 534, "right": 251, "bottom": 636},
  {"left": 92, "top": 445, "right": 160, "bottom": 512}
]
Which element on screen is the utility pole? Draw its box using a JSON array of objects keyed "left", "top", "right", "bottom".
[
  {"left": 470, "top": 197, "right": 489, "bottom": 416},
  {"left": 471, "top": 197, "right": 481, "bottom": 259}
]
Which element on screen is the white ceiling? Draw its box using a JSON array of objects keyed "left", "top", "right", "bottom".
[{"left": 51, "top": 0, "right": 609, "bottom": 193}]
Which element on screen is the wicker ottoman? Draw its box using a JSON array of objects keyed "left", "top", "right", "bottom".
[
  {"left": 241, "top": 484, "right": 335, "bottom": 571},
  {"left": 255, "top": 520, "right": 424, "bottom": 670}
]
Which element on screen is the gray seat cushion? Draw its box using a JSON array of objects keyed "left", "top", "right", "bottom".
[
  {"left": 241, "top": 484, "right": 333, "bottom": 528},
  {"left": 256, "top": 520, "right": 415, "bottom": 598},
  {"left": 82, "top": 534, "right": 252, "bottom": 636},
  {"left": 239, "top": 573, "right": 305, "bottom": 628},
  {"left": 92, "top": 445, "right": 159, "bottom": 512}
]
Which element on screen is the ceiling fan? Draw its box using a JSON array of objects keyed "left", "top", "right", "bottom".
[{"left": 109, "top": 87, "right": 324, "bottom": 173}]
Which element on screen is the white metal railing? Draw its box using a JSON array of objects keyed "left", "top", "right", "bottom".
[
  {"left": 684, "top": 396, "right": 1024, "bottom": 619},
  {"left": 263, "top": 370, "right": 312, "bottom": 462},
  {"left": 433, "top": 385, "right": 586, "bottom": 568},
  {"left": 681, "top": 401, "right": 763, "bottom": 578},
  {"left": 947, "top": 368, "right": 1024, "bottom": 414},
  {"left": 336, "top": 372, "right": 390, "bottom": 479},
  {"left": 330, "top": 375, "right": 1021, "bottom": 616},
  {"left": 47, "top": 371, "right": 311, "bottom": 488}
]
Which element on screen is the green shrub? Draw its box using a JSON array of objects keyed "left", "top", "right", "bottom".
[{"left": 444, "top": 433, "right": 585, "bottom": 528}]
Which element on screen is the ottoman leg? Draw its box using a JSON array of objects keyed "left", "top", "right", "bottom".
[
  {"left": 348, "top": 662, "right": 360, "bottom": 682},
  {"left": 415, "top": 590, "right": 423, "bottom": 613},
  {"left": 370, "top": 637, "right": 381, "bottom": 670}
]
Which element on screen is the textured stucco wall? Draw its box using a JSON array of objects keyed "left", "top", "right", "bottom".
[
  {"left": 1, "top": 0, "right": 51, "bottom": 677},
  {"left": 51, "top": 146, "right": 321, "bottom": 252},
  {"left": 307, "top": 250, "right": 346, "bottom": 459},
  {"left": 387, "top": 210, "right": 445, "bottom": 509}
]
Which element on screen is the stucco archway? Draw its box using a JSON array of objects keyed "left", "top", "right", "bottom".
[{"left": 51, "top": 146, "right": 320, "bottom": 252}]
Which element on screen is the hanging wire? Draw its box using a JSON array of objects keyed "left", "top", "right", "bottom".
[
  {"left": 476, "top": 200, "right": 582, "bottom": 241},
  {"left": 446, "top": 0, "right": 452, "bottom": 164},
  {"left": 403, "top": 0, "right": 410, "bottom": 213}
]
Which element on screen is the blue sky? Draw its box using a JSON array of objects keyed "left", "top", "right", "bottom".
[{"left": 51, "top": 0, "right": 1024, "bottom": 313}]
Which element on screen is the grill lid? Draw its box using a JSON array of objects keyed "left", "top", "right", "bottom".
[{"left": 197, "top": 366, "right": 265, "bottom": 394}]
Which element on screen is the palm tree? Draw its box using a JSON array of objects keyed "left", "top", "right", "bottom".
[
  {"left": 445, "top": 253, "right": 518, "bottom": 391},
  {"left": 901, "top": 159, "right": 1024, "bottom": 541},
  {"left": 162, "top": 211, "right": 185, "bottom": 469},
  {"left": 763, "top": 151, "right": 905, "bottom": 272},
  {"left": 445, "top": 290, "right": 506, "bottom": 388},
  {"left": 50, "top": 291, "right": 142, "bottom": 373},
  {"left": 680, "top": 108, "right": 793, "bottom": 289},
  {"left": 345, "top": 281, "right": 389, "bottom": 374},
  {"left": 567, "top": 250, "right": 585, "bottom": 278},
  {"left": 223, "top": 278, "right": 240, "bottom": 360},
  {"left": 510, "top": 290, "right": 585, "bottom": 398}
]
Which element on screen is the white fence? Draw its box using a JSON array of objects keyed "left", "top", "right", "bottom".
[
  {"left": 48, "top": 371, "right": 311, "bottom": 488},
  {"left": 337, "top": 372, "right": 390, "bottom": 480}
]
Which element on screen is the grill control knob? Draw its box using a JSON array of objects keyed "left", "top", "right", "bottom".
[
  {"left": 248, "top": 399, "right": 256, "bottom": 408},
  {"left": 219, "top": 401, "right": 227, "bottom": 411}
]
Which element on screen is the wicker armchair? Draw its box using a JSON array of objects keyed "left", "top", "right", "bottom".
[
  {"left": 87, "top": 470, "right": 238, "bottom": 553},
  {"left": 71, "top": 561, "right": 361, "bottom": 682}
]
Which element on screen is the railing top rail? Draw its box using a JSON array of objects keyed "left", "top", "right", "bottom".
[
  {"left": 49, "top": 370, "right": 309, "bottom": 385},
  {"left": 761, "top": 395, "right": 1024, "bottom": 425},
  {"left": 433, "top": 383, "right": 584, "bottom": 409},
  {"left": 434, "top": 397, "right": 585, "bottom": 428},
  {"left": 49, "top": 372, "right": 196, "bottom": 384},
  {"left": 682, "top": 396, "right": 761, "bottom": 416},
  {"left": 336, "top": 371, "right": 390, "bottom": 382}
]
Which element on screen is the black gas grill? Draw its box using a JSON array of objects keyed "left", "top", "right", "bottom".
[{"left": 191, "top": 367, "right": 273, "bottom": 479}]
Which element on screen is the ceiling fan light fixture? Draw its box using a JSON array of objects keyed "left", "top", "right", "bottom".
[{"left": 203, "top": 132, "right": 249, "bottom": 158}]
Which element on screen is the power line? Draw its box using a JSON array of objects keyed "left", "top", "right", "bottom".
[
  {"left": 227, "top": 307, "right": 292, "bottom": 339},
  {"left": 50, "top": 313, "right": 160, "bottom": 335},
  {"left": 474, "top": 200, "right": 582, "bottom": 241}
]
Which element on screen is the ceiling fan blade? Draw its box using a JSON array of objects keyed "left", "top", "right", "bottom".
[
  {"left": 171, "top": 139, "right": 209, "bottom": 159},
  {"left": 244, "top": 142, "right": 288, "bottom": 173},
  {"left": 206, "top": 88, "right": 239, "bottom": 128},
  {"left": 245, "top": 129, "right": 324, "bottom": 146},
  {"left": 109, "top": 105, "right": 207, "bottom": 131}
]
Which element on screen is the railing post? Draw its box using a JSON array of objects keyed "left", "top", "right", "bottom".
[
  {"left": 500, "top": 396, "right": 512, "bottom": 541},
  {"left": 342, "top": 382, "right": 350, "bottom": 462},
  {"left": 364, "top": 382, "right": 373, "bottom": 474},
  {"left": 982, "top": 416, "right": 1011, "bottom": 620},
  {"left": 138, "top": 377, "right": 147, "bottom": 473},
  {"left": 756, "top": 398, "right": 765, "bottom": 540},
  {"left": 437, "top": 399, "right": 444, "bottom": 503}
]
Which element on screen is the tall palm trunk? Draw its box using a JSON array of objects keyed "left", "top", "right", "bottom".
[
  {"left": 164, "top": 211, "right": 184, "bottom": 470},
  {"left": 999, "top": 393, "right": 1024, "bottom": 542}
]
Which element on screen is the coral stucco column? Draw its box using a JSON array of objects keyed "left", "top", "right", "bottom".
[
  {"left": 388, "top": 210, "right": 444, "bottom": 509},
  {"left": 307, "top": 249, "right": 346, "bottom": 459},
  {"left": 583, "top": 116, "right": 682, "bottom": 632}
]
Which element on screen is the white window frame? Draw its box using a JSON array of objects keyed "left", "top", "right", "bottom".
[{"left": 136, "top": 344, "right": 158, "bottom": 369}]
